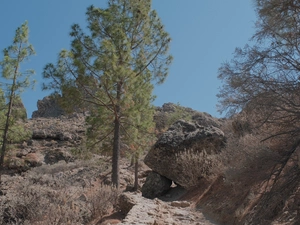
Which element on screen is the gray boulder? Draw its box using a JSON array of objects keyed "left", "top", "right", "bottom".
[
  {"left": 32, "top": 96, "right": 64, "bottom": 118},
  {"left": 144, "top": 119, "right": 225, "bottom": 189},
  {"left": 141, "top": 171, "right": 172, "bottom": 199}
]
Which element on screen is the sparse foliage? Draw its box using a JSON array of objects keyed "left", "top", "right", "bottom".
[
  {"left": 218, "top": 0, "right": 300, "bottom": 141},
  {"left": 0, "top": 160, "right": 119, "bottom": 225},
  {"left": 166, "top": 103, "right": 193, "bottom": 127},
  {"left": 175, "top": 149, "right": 219, "bottom": 188},
  {"left": 43, "top": 0, "right": 172, "bottom": 188},
  {"left": 0, "top": 21, "right": 35, "bottom": 182}
]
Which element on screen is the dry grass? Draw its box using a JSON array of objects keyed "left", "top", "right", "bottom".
[
  {"left": 0, "top": 159, "right": 119, "bottom": 225},
  {"left": 194, "top": 119, "right": 285, "bottom": 224},
  {"left": 175, "top": 149, "right": 220, "bottom": 189}
]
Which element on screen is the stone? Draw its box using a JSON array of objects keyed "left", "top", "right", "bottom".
[
  {"left": 144, "top": 119, "right": 225, "bottom": 189},
  {"left": 7, "top": 157, "right": 28, "bottom": 171},
  {"left": 192, "top": 112, "right": 222, "bottom": 128},
  {"left": 118, "top": 193, "right": 137, "bottom": 215},
  {"left": 141, "top": 171, "right": 172, "bottom": 199},
  {"left": 32, "top": 129, "right": 47, "bottom": 139},
  {"left": 32, "top": 95, "right": 64, "bottom": 118},
  {"left": 16, "top": 148, "right": 31, "bottom": 158},
  {"left": 154, "top": 102, "right": 223, "bottom": 133},
  {"left": 170, "top": 201, "right": 191, "bottom": 208},
  {"left": 44, "top": 149, "right": 73, "bottom": 165},
  {"left": 161, "top": 102, "right": 177, "bottom": 112},
  {"left": 23, "top": 152, "right": 44, "bottom": 167}
]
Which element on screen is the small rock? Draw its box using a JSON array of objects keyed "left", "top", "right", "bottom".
[
  {"left": 118, "top": 193, "right": 137, "bottom": 215},
  {"left": 24, "top": 152, "right": 44, "bottom": 167},
  {"left": 170, "top": 201, "right": 191, "bottom": 208},
  {"left": 16, "top": 149, "right": 30, "bottom": 158},
  {"left": 78, "top": 194, "right": 87, "bottom": 202}
]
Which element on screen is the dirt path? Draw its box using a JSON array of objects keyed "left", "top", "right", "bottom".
[{"left": 117, "top": 192, "right": 216, "bottom": 225}]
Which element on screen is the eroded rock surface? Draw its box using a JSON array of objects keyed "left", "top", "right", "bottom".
[
  {"left": 154, "top": 103, "right": 223, "bottom": 132},
  {"left": 118, "top": 192, "right": 215, "bottom": 225},
  {"left": 144, "top": 119, "right": 225, "bottom": 189},
  {"left": 32, "top": 96, "right": 64, "bottom": 118},
  {"left": 7, "top": 114, "right": 86, "bottom": 172}
]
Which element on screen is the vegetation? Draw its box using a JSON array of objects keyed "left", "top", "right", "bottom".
[
  {"left": 0, "top": 21, "right": 35, "bottom": 182},
  {"left": 0, "top": 160, "right": 119, "bottom": 225},
  {"left": 166, "top": 103, "right": 193, "bottom": 127},
  {"left": 215, "top": 0, "right": 300, "bottom": 223},
  {"left": 43, "top": 0, "right": 172, "bottom": 188},
  {"left": 218, "top": 0, "right": 300, "bottom": 140},
  {"left": 2, "top": 1, "right": 300, "bottom": 224}
]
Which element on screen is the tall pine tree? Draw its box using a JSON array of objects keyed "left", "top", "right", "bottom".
[
  {"left": 43, "top": 0, "right": 172, "bottom": 188},
  {"left": 0, "top": 21, "right": 35, "bottom": 182}
]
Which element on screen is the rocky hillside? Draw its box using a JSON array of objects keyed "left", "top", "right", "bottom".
[
  {"left": 0, "top": 98, "right": 220, "bottom": 225},
  {"left": 1, "top": 96, "right": 299, "bottom": 224}
]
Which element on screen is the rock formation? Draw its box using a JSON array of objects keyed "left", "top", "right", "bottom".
[
  {"left": 141, "top": 171, "right": 172, "bottom": 199},
  {"left": 143, "top": 119, "right": 225, "bottom": 190},
  {"left": 154, "top": 102, "right": 223, "bottom": 132},
  {"left": 31, "top": 96, "right": 64, "bottom": 118},
  {"left": 6, "top": 114, "right": 86, "bottom": 172}
]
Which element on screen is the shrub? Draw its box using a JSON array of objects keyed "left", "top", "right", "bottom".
[
  {"left": 175, "top": 149, "right": 221, "bottom": 188},
  {"left": 87, "top": 184, "right": 119, "bottom": 220},
  {"left": 0, "top": 158, "right": 119, "bottom": 225}
]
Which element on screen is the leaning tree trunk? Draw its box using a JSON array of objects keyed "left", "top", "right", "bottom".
[{"left": 0, "top": 62, "right": 18, "bottom": 184}]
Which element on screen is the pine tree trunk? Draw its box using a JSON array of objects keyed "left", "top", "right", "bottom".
[
  {"left": 112, "top": 82, "right": 121, "bottom": 189},
  {"left": 0, "top": 95, "right": 15, "bottom": 184},
  {"left": 112, "top": 116, "right": 120, "bottom": 189},
  {"left": 134, "top": 153, "right": 139, "bottom": 191},
  {"left": 0, "top": 109, "right": 12, "bottom": 183}
]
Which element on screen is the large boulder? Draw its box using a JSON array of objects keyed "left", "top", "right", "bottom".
[
  {"left": 141, "top": 171, "right": 172, "bottom": 199},
  {"left": 144, "top": 119, "right": 225, "bottom": 189}
]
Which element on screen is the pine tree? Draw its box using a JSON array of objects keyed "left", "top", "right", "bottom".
[
  {"left": 0, "top": 21, "right": 35, "bottom": 182},
  {"left": 43, "top": 0, "right": 172, "bottom": 188}
]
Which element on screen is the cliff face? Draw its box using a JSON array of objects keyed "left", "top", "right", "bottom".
[{"left": 31, "top": 96, "right": 64, "bottom": 118}]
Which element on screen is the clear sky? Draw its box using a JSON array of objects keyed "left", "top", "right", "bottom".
[{"left": 0, "top": 0, "right": 256, "bottom": 118}]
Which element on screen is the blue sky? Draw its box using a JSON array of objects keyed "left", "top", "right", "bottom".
[{"left": 0, "top": 1, "right": 256, "bottom": 118}]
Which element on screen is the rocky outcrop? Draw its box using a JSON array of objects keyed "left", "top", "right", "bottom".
[
  {"left": 141, "top": 171, "right": 172, "bottom": 199},
  {"left": 32, "top": 96, "right": 64, "bottom": 118},
  {"left": 154, "top": 102, "right": 222, "bottom": 133},
  {"left": 6, "top": 114, "right": 86, "bottom": 172},
  {"left": 144, "top": 119, "right": 225, "bottom": 189}
]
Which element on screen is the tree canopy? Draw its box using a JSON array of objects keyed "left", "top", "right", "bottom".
[
  {"left": 218, "top": 0, "right": 300, "bottom": 140},
  {"left": 43, "top": 0, "right": 172, "bottom": 188}
]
